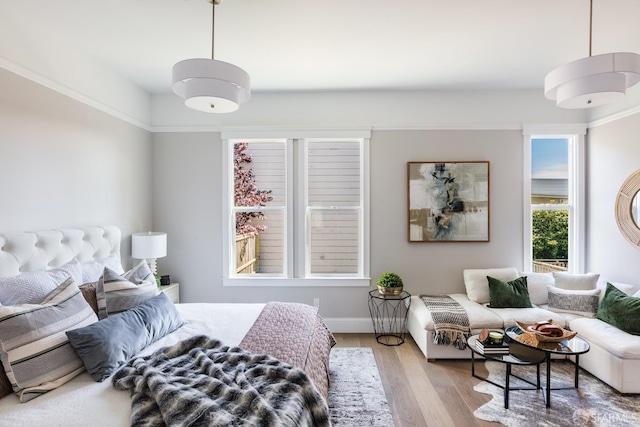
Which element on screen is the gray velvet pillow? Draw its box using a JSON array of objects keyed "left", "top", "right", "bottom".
[{"left": 66, "top": 292, "right": 183, "bottom": 382}]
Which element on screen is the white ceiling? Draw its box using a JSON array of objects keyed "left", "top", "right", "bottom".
[{"left": 4, "top": 0, "right": 640, "bottom": 96}]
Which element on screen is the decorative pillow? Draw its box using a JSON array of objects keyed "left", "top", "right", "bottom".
[
  {"left": 597, "top": 282, "right": 634, "bottom": 306},
  {"left": 0, "top": 259, "right": 83, "bottom": 305},
  {"left": 596, "top": 283, "right": 640, "bottom": 336},
  {"left": 519, "top": 271, "right": 553, "bottom": 306},
  {"left": 463, "top": 267, "right": 519, "bottom": 304},
  {"left": 67, "top": 292, "right": 183, "bottom": 382},
  {"left": 0, "top": 278, "right": 98, "bottom": 402},
  {"left": 547, "top": 285, "right": 600, "bottom": 317},
  {"left": 79, "top": 281, "right": 99, "bottom": 315},
  {"left": 81, "top": 255, "right": 124, "bottom": 284},
  {"left": 552, "top": 272, "right": 599, "bottom": 290},
  {"left": 96, "top": 261, "right": 159, "bottom": 319},
  {"left": 487, "top": 276, "right": 533, "bottom": 308}
]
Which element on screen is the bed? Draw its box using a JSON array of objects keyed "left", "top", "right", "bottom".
[{"left": 0, "top": 226, "right": 335, "bottom": 426}]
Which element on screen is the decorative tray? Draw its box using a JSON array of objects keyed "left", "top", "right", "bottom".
[{"left": 515, "top": 320, "right": 577, "bottom": 343}]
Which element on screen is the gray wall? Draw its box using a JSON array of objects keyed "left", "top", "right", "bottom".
[
  {"left": 587, "top": 112, "right": 640, "bottom": 285},
  {"left": 152, "top": 128, "right": 524, "bottom": 329},
  {"left": 0, "top": 68, "right": 153, "bottom": 266},
  {"left": 4, "top": 64, "right": 640, "bottom": 330}
]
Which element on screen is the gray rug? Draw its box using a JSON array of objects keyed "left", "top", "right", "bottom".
[
  {"left": 474, "top": 361, "right": 640, "bottom": 426},
  {"left": 328, "top": 348, "right": 394, "bottom": 426}
]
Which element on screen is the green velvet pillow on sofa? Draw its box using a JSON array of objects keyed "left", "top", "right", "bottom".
[
  {"left": 487, "top": 276, "right": 533, "bottom": 308},
  {"left": 596, "top": 283, "right": 640, "bottom": 336}
]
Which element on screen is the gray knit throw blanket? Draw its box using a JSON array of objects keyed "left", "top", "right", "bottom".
[
  {"left": 112, "top": 335, "right": 330, "bottom": 427},
  {"left": 419, "top": 295, "right": 470, "bottom": 350}
]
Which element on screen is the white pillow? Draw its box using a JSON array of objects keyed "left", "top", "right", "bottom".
[
  {"left": 81, "top": 255, "right": 124, "bottom": 284},
  {"left": 547, "top": 285, "right": 600, "bottom": 317},
  {"left": 519, "top": 271, "right": 554, "bottom": 306},
  {"left": 0, "top": 278, "right": 98, "bottom": 402},
  {"left": 463, "top": 267, "right": 519, "bottom": 304},
  {"left": 96, "top": 261, "right": 159, "bottom": 319},
  {"left": 633, "top": 290, "right": 640, "bottom": 298},
  {"left": 0, "top": 259, "right": 83, "bottom": 305},
  {"left": 552, "top": 272, "right": 599, "bottom": 290}
]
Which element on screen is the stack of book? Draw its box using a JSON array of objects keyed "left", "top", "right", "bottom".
[{"left": 475, "top": 339, "right": 510, "bottom": 355}]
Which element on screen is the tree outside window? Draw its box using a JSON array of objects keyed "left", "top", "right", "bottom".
[{"left": 233, "top": 142, "right": 273, "bottom": 274}]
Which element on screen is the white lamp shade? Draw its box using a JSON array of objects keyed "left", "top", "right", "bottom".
[
  {"left": 172, "top": 58, "right": 251, "bottom": 113},
  {"left": 132, "top": 232, "right": 167, "bottom": 259},
  {"left": 545, "top": 52, "right": 640, "bottom": 109}
]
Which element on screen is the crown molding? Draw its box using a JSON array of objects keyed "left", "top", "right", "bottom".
[{"left": 0, "top": 58, "right": 151, "bottom": 131}]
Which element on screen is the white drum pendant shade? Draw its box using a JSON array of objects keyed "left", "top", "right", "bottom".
[
  {"left": 172, "top": 0, "right": 250, "bottom": 113},
  {"left": 545, "top": 52, "right": 640, "bottom": 109},
  {"left": 172, "top": 58, "right": 251, "bottom": 113}
]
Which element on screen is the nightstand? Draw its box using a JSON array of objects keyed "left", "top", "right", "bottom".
[{"left": 160, "top": 282, "right": 180, "bottom": 303}]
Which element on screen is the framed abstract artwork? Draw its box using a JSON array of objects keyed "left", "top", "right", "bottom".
[{"left": 408, "top": 161, "right": 490, "bottom": 242}]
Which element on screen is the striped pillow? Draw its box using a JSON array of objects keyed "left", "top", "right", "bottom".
[
  {"left": 0, "top": 277, "right": 98, "bottom": 402},
  {"left": 96, "top": 261, "right": 159, "bottom": 320}
]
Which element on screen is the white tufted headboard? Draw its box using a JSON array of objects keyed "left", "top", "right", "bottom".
[{"left": 0, "top": 226, "right": 121, "bottom": 278}]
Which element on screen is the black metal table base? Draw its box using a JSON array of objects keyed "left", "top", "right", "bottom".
[
  {"left": 368, "top": 291, "right": 411, "bottom": 347},
  {"left": 543, "top": 355, "right": 581, "bottom": 408},
  {"left": 471, "top": 350, "right": 541, "bottom": 409},
  {"left": 375, "top": 333, "right": 405, "bottom": 346}
]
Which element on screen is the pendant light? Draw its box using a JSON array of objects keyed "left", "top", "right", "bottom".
[
  {"left": 544, "top": 0, "right": 640, "bottom": 109},
  {"left": 172, "top": 0, "right": 250, "bottom": 113}
]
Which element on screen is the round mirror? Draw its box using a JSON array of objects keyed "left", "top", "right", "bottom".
[{"left": 615, "top": 169, "right": 640, "bottom": 246}]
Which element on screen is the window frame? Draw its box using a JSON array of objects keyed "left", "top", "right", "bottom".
[
  {"left": 522, "top": 125, "right": 586, "bottom": 274},
  {"left": 221, "top": 129, "right": 371, "bottom": 287}
]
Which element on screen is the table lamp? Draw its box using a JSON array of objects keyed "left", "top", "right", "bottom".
[{"left": 131, "top": 231, "right": 167, "bottom": 275}]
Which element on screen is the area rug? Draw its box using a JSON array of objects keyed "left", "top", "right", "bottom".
[
  {"left": 473, "top": 361, "right": 640, "bottom": 426},
  {"left": 328, "top": 348, "right": 394, "bottom": 426}
]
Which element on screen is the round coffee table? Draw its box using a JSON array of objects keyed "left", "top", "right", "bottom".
[
  {"left": 505, "top": 329, "right": 590, "bottom": 408},
  {"left": 468, "top": 334, "right": 546, "bottom": 409}
]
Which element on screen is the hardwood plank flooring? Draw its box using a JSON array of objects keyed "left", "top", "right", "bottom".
[{"left": 333, "top": 333, "right": 502, "bottom": 427}]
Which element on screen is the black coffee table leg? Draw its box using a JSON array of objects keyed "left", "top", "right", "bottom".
[
  {"left": 471, "top": 350, "right": 475, "bottom": 376},
  {"left": 505, "top": 363, "right": 511, "bottom": 409},
  {"left": 574, "top": 355, "right": 580, "bottom": 388},
  {"left": 546, "top": 355, "right": 551, "bottom": 408}
]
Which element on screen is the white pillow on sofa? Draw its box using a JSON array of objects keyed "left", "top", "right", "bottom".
[
  {"left": 552, "top": 272, "right": 599, "bottom": 290},
  {"left": 463, "top": 267, "right": 519, "bottom": 304},
  {"left": 547, "top": 285, "right": 600, "bottom": 317},
  {"left": 519, "top": 271, "right": 554, "bottom": 305}
]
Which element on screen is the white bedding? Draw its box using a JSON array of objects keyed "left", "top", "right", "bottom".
[{"left": 0, "top": 303, "right": 265, "bottom": 426}]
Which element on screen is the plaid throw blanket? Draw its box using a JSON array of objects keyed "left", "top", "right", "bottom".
[
  {"left": 112, "top": 335, "right": 330, "bottom": 427},
  {"left": 419, "top": 295, "right": 470, "bottom": 350}
]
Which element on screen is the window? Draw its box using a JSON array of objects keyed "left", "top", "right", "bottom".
[
  {"left": 522, "top": 125, "right": 586, "bottom": 274},
  {"left": 222, "top": 131, "right": 370, "bottom": 286}
]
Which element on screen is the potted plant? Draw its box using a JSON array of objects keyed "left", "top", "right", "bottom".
[{"left": 377, "top": 272, "right": 404, "bottom": 296}]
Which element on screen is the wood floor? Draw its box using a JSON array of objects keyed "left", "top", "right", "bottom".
[{"left": 333, "top": 333, "right": 502, "bottom": 427}]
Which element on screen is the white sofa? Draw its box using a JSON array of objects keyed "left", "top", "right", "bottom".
[{"left": 407, "top": 267, "right": 640, "bottom": 394}]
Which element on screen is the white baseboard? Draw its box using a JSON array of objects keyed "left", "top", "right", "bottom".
[{"left": 324, "top": 317, "right": 374, "bottom": 333}]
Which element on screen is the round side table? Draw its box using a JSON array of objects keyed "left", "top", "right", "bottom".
[{"left": 368, "top": 290, "right": 411, "bottom": 346}]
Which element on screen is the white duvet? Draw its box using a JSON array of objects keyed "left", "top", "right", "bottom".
[{"left": 0, "top": 303, "right": 265, "bottom": 427}]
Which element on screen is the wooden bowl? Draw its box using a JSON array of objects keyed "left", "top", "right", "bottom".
[{"left": 515, "top": 320, "right": 577, "bottom": 343}]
